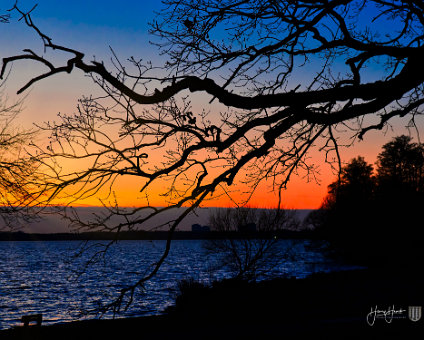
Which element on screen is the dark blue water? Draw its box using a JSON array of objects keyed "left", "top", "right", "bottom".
[{"left": 0, "top": 239, "right": 357, "bottom": 329}]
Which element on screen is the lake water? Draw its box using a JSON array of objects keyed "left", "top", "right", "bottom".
[{"left": 0, "top": 239, "right": 356, "bottom": 329}]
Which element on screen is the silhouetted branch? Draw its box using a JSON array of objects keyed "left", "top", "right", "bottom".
[
  {"left": 2, "top": 0, "right": 424, "bottom": 312},
  {"left": 0, "top": 83, "right": 40, "bottom": 229},
  {"left": 204, "top": 207, "right": 300, "bottom": 281}
]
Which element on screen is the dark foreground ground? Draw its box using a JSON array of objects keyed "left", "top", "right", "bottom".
[{"left": 1, "top": 266, "right": 423, "bottom": 339}]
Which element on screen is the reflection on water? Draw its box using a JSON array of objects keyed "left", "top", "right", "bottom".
[{"left": 0, "top": 239, "right": 356, "bottom": 329}]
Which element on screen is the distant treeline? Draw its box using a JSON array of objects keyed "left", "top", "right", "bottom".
[
  {"left": 0, "top": 230, "right": 316, "bottom": 241},
  {"left": 306, "top": 135, "right": 424, "bottom": 265}
]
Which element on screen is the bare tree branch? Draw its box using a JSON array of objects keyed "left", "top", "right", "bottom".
[{"left": 2, "top": 0, "right": 424, "bottom": 313}]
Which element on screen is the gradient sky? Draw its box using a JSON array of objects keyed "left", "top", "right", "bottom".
[{"left": 1, "top": 0, "right": 423, "bottom": 209}]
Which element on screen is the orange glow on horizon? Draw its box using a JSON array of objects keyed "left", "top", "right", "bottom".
[
  {"left": 51, "top": 165, "right": 331, "bottom": 209},
  {"left": 26, "top": 129, "right": 394, "bottom": 210}
]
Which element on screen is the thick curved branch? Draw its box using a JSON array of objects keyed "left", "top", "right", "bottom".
[{"left": 3, "top": 0, "right": 424, "bottom": 315}]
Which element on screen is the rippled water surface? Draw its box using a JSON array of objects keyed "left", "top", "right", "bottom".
[{"left": 0, "top": 239, "right": 355, "bottom": 329}]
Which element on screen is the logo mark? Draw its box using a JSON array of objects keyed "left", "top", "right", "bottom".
[{"left": 408, "top": 306, "right": 422, "bottom": 322}]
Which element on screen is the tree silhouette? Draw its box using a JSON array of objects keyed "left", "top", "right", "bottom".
[
  {"left": 326, "top": 156, "right": 375, "bottom": 208},
  {"left": 310, "top": 136, "right": 424, "bottom": 265},
  {"left": 0, "top": 14, "right": 38, "bottom": 229},
  {"left": 376, "top": 135, "right": 424, "bottom": 194},
  {"left": 323, "top": 156, "right": 375, "bottom": 236},
  {"left": 310, "top": 157, "right": 376, "bottom": 261},
  {"left": 0, "top": 92, "right": 41, "bottom": 230},
  {"left": 2, "top": 1, "right": 424, "bottom": 310},
  {"left": 204, "top": 207, "right": 299, "bottom": 281},
  {"left": 374, "top": 135, "right": 424, "bottom": 262}
]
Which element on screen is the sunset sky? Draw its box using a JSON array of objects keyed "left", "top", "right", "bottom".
[{"left": 1, "top": 0, "right": 423, "bottom": 209}]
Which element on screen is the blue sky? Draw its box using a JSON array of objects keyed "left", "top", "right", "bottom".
[
  {"left": 1, "top": 0, "right": 161, "bottom": 58},
  {"left": 0, "top": 1, "right": 165, "bottom": 126},
  {"left": 1, "top": 1, "right": 423, "bottom": 209},
  {"left": 3, "top": 0, "right": 158, "bottom": 30}
]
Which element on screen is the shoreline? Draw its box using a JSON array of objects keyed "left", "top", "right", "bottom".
[
  {"left": 1, "top": 267, "right": 422, "bottom": 339},
  {"left": 0, "top": 230, "right": 318, "bottom": 241}
]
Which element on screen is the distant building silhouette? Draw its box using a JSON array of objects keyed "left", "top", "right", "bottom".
[{"left": 191, "top": 224, "right": 210, "bottom": 232}]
